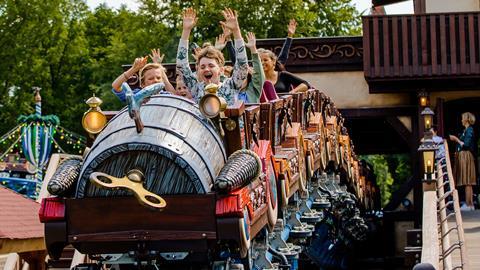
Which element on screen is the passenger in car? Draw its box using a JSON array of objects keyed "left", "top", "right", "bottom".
[{"left": 176, "top": 8, "right": 248, "bottom": 106}]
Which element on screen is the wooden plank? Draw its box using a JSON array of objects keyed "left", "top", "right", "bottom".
[
  {"left": 421, "top": 15, "right": 428, "bottom": 75},
  {"left": 468, "top": 14, "right": 476, "bottom": 73},
  {"left": 373, "top": 17, "right": 381, "bottom": 77},
  {"left": 459, "top": 15, "right": 467, "bottom": 74},
  {"left": 339, "top": 106, "right": 416, "bottom": 118},
  {"left": 402, "top": 16, "right": 411, "bottom": 76},
  {"left": 478, "top": 13, "right": 480, "bottom": 73},
  {"left": 66, "top": 196, "right": 217, "bottom": 234},
  {"left": 392, "top": 17, "right": 400, "bottom": 76},
  {"left": 363, "top": 17, "right": 371, "bottom": 77},
  {"left": 373, "top": 0, "right": 406, "bottom": 5},
  {"left": 414, "top": 0, "right": 426, "bottom": 14},
  {"left": 450, "top": 14, "right": 457, "bottom": 74},
  {"left": 383, "top": 16, "right": 391, "bottom": 77},
  {"left": 69, "top": 230, "right": 217, "bottom": 242},
  {"left": 430, "top": 15, "right": 438, "bottom": 75},
  {"left": 440, "top": 14, "right": 448, "bottom": 75},
  {"left": 412, "top": 16, "right": 419, "bottom": 76},
  {"left": 421, "top": 190, "right": 439, "bottom": 269}
]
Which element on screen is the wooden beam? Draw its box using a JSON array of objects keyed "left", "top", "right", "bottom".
[
  {"left": 414, "top": 0, "right": 426, "bottom": 14},
  {"left": 372, "top": 0, "right": 409, "bottom": 7},
  {"left": 421, "top": 190, "right": 439, "bottom": 268},
  {"left": 0, "top": 238, "right": 45, "bottom": 254},
  {"left": 340, "top": 106, "right": 416, "bottom": 119},
  {"left": 386, "top": 116, "right": 414, "bottom": 149},
  {"left": 19, "top": 251, "right": 47, "bottom": 270},
  {"left": 384, "top": 176, "right": 415, "bottom": 211}
]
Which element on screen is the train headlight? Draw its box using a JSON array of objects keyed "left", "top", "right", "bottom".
[
  {"left": 199, "top": 84, "right": 227, "bottom": 118},
  {"left": 82, "top": 95, "right": 107, "bottom": 134}
]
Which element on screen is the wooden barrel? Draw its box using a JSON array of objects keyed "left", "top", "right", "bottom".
[{"left": 75, "top": 94, "right": 226, "bottom": 198}]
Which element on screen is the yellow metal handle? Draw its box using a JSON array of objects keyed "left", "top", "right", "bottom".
[{"left": 90, "top": 170, "right": 167, "bottom": 209}]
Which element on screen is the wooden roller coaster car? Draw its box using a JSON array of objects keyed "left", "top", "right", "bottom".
[
  {"left": 40, "top": 95, "right": 275, "bottom": 265},
  {"left": 39, "top": 86, "right": 376, "bottom": 269}
]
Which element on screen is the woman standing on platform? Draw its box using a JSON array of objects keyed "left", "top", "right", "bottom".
[{"left": 450, "top": 112, "right": 477, "bottom": 211}]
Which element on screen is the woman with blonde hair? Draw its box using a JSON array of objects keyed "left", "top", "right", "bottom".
[{"left": 450, "top": 112, "right": 477, "bottom": 211}]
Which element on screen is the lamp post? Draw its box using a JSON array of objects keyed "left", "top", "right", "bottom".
[{"left": 419, "top": 106, "right": 437, "bottom": 184}]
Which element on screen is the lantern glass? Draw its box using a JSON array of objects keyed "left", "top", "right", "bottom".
[
  {"left": 423, "top": 150, "right": 435, "bottom": 175},
  {"left": 82, "top": 110, "right": 107, "bottom": 134},
  {"left": 420, "top": 96, "right": 428, "bottom": 107},
  {"left": 424, "top": 114, "right": 432, "bottom": 130}
]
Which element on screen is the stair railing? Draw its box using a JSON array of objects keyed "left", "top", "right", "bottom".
[
  {"left": 421, "top": 141, "right": 470, "bottom": 270},
  {"left": 425, "top": 140, "right": 469, "bottom": 270}
]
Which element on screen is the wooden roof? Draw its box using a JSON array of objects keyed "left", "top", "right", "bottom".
[{"left": 0, "top": 186, "right": 44, "bottom": 254}]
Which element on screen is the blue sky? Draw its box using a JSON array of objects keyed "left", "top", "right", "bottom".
[{"left": 86, "top": 0, "right": 414, "bottom": 14}]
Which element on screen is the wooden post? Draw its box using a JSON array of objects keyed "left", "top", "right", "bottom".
[
  {"left": 413, "top": 94, "right": 423, "bottom": 228},
  {"left": 414, "top": 0, "right": 426, "bottom": 14},
  {"left": 436, "top": 98, "right": 445, "bottom": 137},
  {"left": 19, "top": 251, "right": 47, "bottom": 270}
]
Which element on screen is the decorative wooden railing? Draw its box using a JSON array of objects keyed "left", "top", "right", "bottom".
[
  {"left": 420, "top": 140, "right": 469, "bottom": 269},
  {"left": 131, "top": 36, "right": 364, "bottom": 85},
  {"left": 363, "top": 13, "right": 480, "bottom": 92}
]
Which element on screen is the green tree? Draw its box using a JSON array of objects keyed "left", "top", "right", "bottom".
[
  {"left": 363, "top": 155, "right": 395, "bottom": 207},
  {"left": 362, "top": 154, "right": 412, "bottom": 207},
  {"left": 0, "top": 0, "right": 91, "bottom": 134},
  {"left": 137, "top": 0, "right": 362, "bottom": 56}
]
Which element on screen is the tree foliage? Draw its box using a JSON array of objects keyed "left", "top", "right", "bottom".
[
  {"left": 362, "top": 154, "right": 411, "bottom": 207},
  {"left": 0, "top": 0, "right": 361, "bottom": 137}
]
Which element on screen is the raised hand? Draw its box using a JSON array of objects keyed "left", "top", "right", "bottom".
[
  {"left": 245, "top": 32, "right": 256, "bottom": 53},
  {"left": 182, "top": 8, "right": 198, "bottom": 31},
  {"left": 220, "top": 8, "right": 240, "bottom": 33},
  {"left": 215, "top": 34, "right": 227, "bottom": 51},
  {"left": 221, "top": 24, "right": 232, "bottom": 40},
  {"left": 132, "top": 57, "right": 148, "bottom": 72},
  {"left": 287, "top": 18, "right": 297, "bottom": 38},
  {"left": 149, "top": 48, "right": 164, "bottom": 64}
]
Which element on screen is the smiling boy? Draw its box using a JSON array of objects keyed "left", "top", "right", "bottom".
[{"left": 176, "top": 8, "right": 248, "bottom": 105}]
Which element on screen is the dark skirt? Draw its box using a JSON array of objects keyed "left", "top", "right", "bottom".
[{"left": 454, "top": 150, "right": 476, "bottom": 186}]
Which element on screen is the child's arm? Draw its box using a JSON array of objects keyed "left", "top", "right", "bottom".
[
  {"left": 221, "top": 9, "right": 248, "bottom": 89},
  {"left": 150, "top": 48, "right": 175, "bottom": 94},
  {"left": 112, "top": 57, "right": 147, "bottom": 92},
  {"left": 176, "top": 8, "right": 199, "bottom": 99}
]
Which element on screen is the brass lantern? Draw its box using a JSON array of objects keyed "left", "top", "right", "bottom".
[
  {"left": 418, "top": 138, "right": 437, "bottom": 181},
  {"left": 199, "top": 84, "right": 227, "bottom": 119},
  {"left": 421, "top": 107, "right": 434, "bottom": 131},
  {"left": 418, "top": 91, "right": 429, "bottom": 107},
  {"left": 82, "top": 94, "right": 107, "bottom": 135}
]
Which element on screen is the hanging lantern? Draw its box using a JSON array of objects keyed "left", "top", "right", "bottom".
[{"left": 418, "top": 91, "right": 429, "bottom": 107}]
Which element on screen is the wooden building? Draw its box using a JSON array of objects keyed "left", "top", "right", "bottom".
[{"left": 0, "top": 186, "right": 45, "bottom": 270}]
